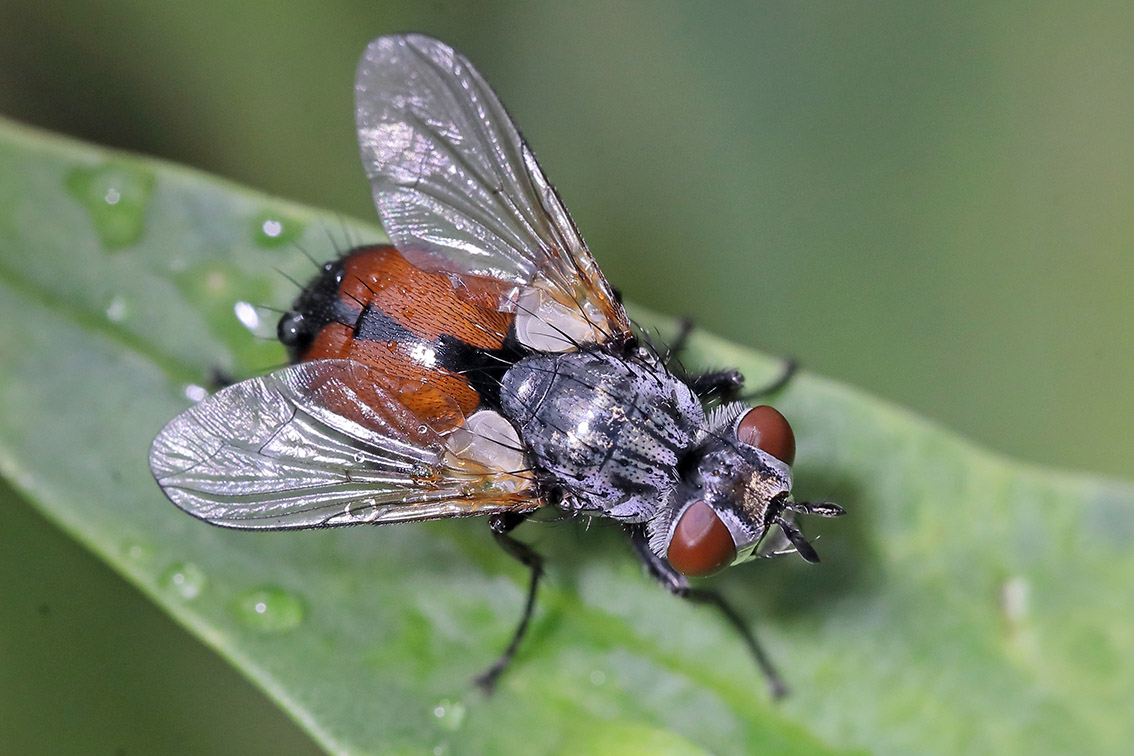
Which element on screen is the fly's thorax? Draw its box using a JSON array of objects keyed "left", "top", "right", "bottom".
[{"left": 498, "top": 347, "right": 705, "bottom": 521}]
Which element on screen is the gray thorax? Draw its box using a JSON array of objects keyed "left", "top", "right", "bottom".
[{"left": 499, "top": 348, "right": 705, "bottom": 521}]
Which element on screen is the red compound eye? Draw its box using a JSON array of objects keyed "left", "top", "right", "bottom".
[
  {"left": 667, "top": 501, "right": 737, "bottom": 577},
  {"left": 737, "top": 405, "right": 796, "bottom": 466}
]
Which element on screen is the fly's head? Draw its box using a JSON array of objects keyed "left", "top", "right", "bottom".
[{"left": 650, "top": 404, "right": 844, "bottom": 577}]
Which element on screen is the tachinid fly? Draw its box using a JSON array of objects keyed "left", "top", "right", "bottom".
[{"left": 149, "top": 33, "right": 843, "bottom": 697}]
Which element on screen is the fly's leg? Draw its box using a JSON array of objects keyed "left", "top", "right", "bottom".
[
  {"left": 474, "top": 512, "right": 544, "bottom": 694},
  {"left": 666, "top": 317, "right": 747, "bottom": 402},
  {"left": 663, "top": 316, "right": 696, "bottom": 361},
  {"left": 664, "top": 318, "right": 796, "bottom": 403},
  {"left": 688, "top": 369, "right": 747, "bottom": 402},
  {"left": 624, "top": 523, "right": 788, "bottom": 699},
  {"left": 741, "top": 358, "right": 797, "bottom": 401},
  {"left": 209, "top": 367, "right": 237, "bottom": 390},
  {"left": 686, "top": 359, "right": 797, "bottom": 404}
]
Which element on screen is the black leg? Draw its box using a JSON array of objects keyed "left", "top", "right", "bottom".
[
  {"left": 742, "top": 359, "right": 798, "bottom": 401},
  {"left": 208, "top": 367, "right": 237, "bottom": 390},
  {"left": 688, "top": 360, "right": 797, "bottom": 404},
  {"left": 624, "top": 524, "right": 788, "bottom": 699},
  {"left": 688, "top": 369, "right": 747, "bottom": 402},
  {"left": 664, "top": 318, "right": 745, "bottom": 401},
  {"left": 663, "top": 317, "right": 696, "bottom": 362},
  {"left": 665, "top": 319, "right": 797, "bottom": 403},
  {"left": 474, "top": 512, "right": 544, "bottom": 694}
]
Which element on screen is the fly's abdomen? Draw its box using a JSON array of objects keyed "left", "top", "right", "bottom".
[{"left": 277, "top": 245, "right": 519, "bottom": 432}]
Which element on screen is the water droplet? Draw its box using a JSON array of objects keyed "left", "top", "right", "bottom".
[
  {"left": 65, "top": 163, "right": 154, "bottom": 251},
  {"left": 122, "top": 541, "right": 154, "bottom": 562},
  {"left": 431, "top": 699, "right": 467, "bottom": 732},
  {"left": 173, "top": 261, "right": 281, "bottom": 374},
  {"left": 589, "top": 669, "right": 607, "bottom": 686},
  {"left": 184, "top": 384, "right": 208, "bottom": 402},
  {"left": 231, "top": 587, "right": 305, "bottom": 632},
  {"left": 160, "top": 562, "right": 207, "bottom": 600},
  {"left": 205, "top": 269, "right": 228, "bottom": 292},
  {"left": 1001, "top": 576, "right": 1030, "bottom": 625},
  {"left": 252, "top": 211, "right": 305, "bottom": 248},
  {"left": 233, "top": 301, "right": 261, "bottom": 333},
  {"left": 105, "top": 295, "right": 130, "bottom": 323}
]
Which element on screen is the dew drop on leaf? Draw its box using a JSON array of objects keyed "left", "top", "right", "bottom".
[
  {"left": 252, "top": 210, "right": 305, "bottom": 248},
  {"left": 65, "top": 162, "right": 154, "bottom": 250},
  {"left": 231, "top": 587, "right": 305, "bottom": 632},
  {"left": 431, "top": 699, "right": 467, "bottom": 732},
  {"left": 160, "top": 561, "right": 207, "bottom": 600}
]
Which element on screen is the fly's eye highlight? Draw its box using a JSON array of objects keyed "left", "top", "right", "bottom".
[
  {"left": 737, "top": 405, "right": 796, "bottom": 466},
  {"left": 667, "top": 500, "right": 737, "bottom": 576}
]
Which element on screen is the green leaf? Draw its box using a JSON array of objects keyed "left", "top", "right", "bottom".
[{"left": 1, "top": 115, "right": 1131, "bottom": 756}]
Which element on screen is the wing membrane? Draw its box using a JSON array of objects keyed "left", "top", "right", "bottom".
[
  {"left": 149, "top": 360, "right": 540, "bottom": 529},
  {"left": 355, "top": 34, "right": 630, "bottom": 342}
]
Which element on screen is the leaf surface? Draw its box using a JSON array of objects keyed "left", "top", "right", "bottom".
[{"left": 1, "top": 117, "right": 1131, "bottom": 755}]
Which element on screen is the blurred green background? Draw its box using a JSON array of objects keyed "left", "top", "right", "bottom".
[{"left": 2, "top": 1, "right": 1131, "bottom": 754}]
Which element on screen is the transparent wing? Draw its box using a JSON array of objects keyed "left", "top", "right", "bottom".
[
  {"left": 149, "top": 360, "right": 540, "bottom": 530},
  {"left": 355, "top": 34, "right": 630, "bottom": 344}
]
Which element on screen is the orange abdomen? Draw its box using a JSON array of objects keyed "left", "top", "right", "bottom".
[{"left": 290, "top": 245, "right": 516, "bottom": 431}]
